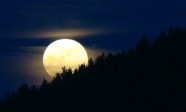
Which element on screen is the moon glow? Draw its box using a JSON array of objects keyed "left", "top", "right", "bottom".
[{"left": 43, "top": 39, "right": 88, "bottom": 77}]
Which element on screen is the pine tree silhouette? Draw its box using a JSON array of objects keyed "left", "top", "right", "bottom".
[{"left": 0, "top": 28, "right": 185, "bottom": 112}]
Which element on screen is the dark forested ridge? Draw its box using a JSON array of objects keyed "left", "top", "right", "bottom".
[{"left": 0, "top": 28, "right": 186, "bottom": 112}]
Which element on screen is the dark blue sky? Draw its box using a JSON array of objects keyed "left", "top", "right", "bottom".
[{"left": 0, "top": 0, "right": 186, "bottom": 97}]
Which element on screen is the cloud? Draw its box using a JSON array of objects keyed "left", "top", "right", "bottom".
[
  {"left": 16, "top": 46, "right": 52, "bottom": 80},
  {"left": 0, "top": 46, "right": 52, "bottom": 87},
  {"left": 0, "top": 45, "right": 112, "bottom": 85},
  {"left": 1, "top": 0, "right": 186, "bottom": 97},
  {"left": 22, "top": 28, "right": 110, "bottom": 39}
]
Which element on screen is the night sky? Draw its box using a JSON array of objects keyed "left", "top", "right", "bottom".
[{"left": 0, "top": 0, "right": 186, "bottom": 97}]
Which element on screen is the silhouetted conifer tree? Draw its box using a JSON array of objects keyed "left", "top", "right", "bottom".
[{"left": 0, "top": 28, "right": 185, "bottom": 112}]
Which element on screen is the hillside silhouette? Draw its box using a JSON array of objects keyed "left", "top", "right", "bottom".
[{"left": 0, "top": 28, "right": 185, "bottom": 112}]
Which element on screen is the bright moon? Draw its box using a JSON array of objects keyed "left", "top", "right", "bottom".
[{"left": 43, "top": 39, "right": 88, "bottom": 77}]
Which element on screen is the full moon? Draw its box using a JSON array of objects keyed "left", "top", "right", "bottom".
[{"left": 43, "top": 39, "right": 88, "bottom": 77}]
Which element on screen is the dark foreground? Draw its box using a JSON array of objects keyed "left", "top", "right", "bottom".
[{"left": 0, "top": 28, "right": 185, "bottom": 112}]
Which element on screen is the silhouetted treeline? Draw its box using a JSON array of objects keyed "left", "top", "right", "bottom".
[{"left": 0, "top": 28, "right": 185, "bottom": 112}]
